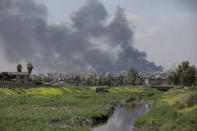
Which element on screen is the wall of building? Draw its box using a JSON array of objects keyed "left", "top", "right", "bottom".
[
  {"left": 145, "top": 79, "right": 168, "bottom": 86},
  {"left": 15, "top": 75, "right": 29, "bottom": 82}
]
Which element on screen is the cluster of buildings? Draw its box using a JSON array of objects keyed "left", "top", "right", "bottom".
[
  {"left": 31, "top": 70, "right": 131, "bottom": 81},
  {"left": 0, "top": 69, "right": 173, "bottom": 87},
  {"left": 138, "top": 71, "right": 172, "bottom": 79},
  {"left": 138, "top": 71, "right": 173, "bottom": 86},
  {"left": 31, "top": 72, "right": 98, "bottom": 81},
  {"left": 30, "top": 70, "right": 172, "bottom": 86}
]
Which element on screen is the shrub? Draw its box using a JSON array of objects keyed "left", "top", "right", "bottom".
[
  {"left": 174, "top": 101, "right": 185, "bottom": 110},
  {"left": 187, "top": 94, "right": 197, "bottom": 107},
  {"left": 32, "top": 79, "right": 42, "bottom": 85}
]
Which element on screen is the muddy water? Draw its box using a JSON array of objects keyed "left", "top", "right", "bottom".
[{"left": 92, "top": 104, "right": 150, "bottom": 131}]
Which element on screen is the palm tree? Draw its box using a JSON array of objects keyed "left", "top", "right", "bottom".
[
  {"left": 27, "top": 63, "right": 33, "bottom": 75},
  {"left": 17, "top": 64, "right": 22, "bottom": 72},
  {"left": 27, "top": 63, "right": 33, "bottom": 82}
]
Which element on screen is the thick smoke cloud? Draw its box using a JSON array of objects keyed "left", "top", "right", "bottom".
[{"left": 0, "top": 0, "right": 162, "bottom": 72}]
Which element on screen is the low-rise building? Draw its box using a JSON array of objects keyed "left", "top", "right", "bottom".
[
  {"left": 145, "top": 78, "right": 168, "bottom": 86},
  {"left": 8, "top": 72, "right": 29, "bottom": 82}
]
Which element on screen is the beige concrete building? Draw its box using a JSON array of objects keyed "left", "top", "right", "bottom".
[
  {"left": 8, "top": 72, "right": 29, "bottom": 82},
  {"left": 145, "top": 78, "right": 168, "bottom": 86}
]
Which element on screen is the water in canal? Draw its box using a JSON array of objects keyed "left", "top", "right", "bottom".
[{"left": 92, "top": 104, "right": 150, "bottom": 131}]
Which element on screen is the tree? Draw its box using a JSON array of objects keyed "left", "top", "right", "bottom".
[
  {"left": 27, "top": 63, "right": 33, "bottom": 82},
  {"left": 117, "top": 76, "right": 124, "bottom": 86},
  {"left": 105, "top": 74, "right": 112, "bottom": 86},
  {"left": 43, "top": 77, "right": 52, "bottom": 83},
  {"left": 32, "top": 79, "right": 42, "bottom": 85},
  {"left": 180, "top": 66, "right": 196, "bottom": 86},
  {"left": 0, "top": 72, "right": 10, "bottom": 81},
  {"left": 168, "top": 72, "right": 180, "bottom": 85},
  {"left": 85, "top": 77, "right": 95, "bottom": 86},
  {"left": 27, "top": 63, "right": 33, "bottom": 75},
  {"left": 135, "top": 77, "right": 142, "bottom": 85},
  {"left": 124, "top": 75, "right": 134, "bottom": 85},
  {"left": 73, "top": 76, "right": 81, "bottom": 86},
  {"left": 177, "top": 61, "right": 189, "bottom": 73},
  {"left": 0, "top": 73, "right": 2, "bottom": 80},
  {"left": 98, "top": 76, "right": 103, "bottom": 86},
  {"left": 168, "top": 61, "right": 196, "bottom": 86},
  {"left": 124, "top": 68, "right": 138, "bottom": 85},
  {"left": 17, "top": 64, "right": 22, "bottom": 72}
]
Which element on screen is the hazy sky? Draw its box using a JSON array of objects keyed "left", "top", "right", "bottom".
[
  {"left": 37, "top": 0, "right": 197, "bottom": 69},
  {"left": 0, "top": 0, "right": 196, "bottom": 72}
]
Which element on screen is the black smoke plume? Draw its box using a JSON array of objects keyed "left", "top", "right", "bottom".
[{"left": 0, "top": 0, "right": 162, "bottom": 72}]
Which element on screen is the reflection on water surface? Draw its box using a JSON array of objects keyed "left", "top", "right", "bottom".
[{"left": 92, "top": 104, "right": 150, "bottom": 131}]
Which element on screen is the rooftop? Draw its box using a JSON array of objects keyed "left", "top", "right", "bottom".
[{"left": 8, "top": 72, "right": 29, "bottom": 75}]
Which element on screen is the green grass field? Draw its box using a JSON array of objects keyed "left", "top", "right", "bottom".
[
  {"left": 134, "top": 87, "right": 197, "bottom": 131},
  {"left": 0, "top": 86, "right": 158, "bottom": 131},
  {"left": 2, "top": 86, "right": 196, "bottom": 131}
]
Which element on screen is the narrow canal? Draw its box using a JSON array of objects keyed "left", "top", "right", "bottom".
[{"left": 92, "top": 104, "right": 150, "bottom": 131}]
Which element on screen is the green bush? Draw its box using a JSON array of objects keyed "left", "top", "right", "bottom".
[
  {"left": 187, "top": 94, "right": 197, "bottom": 107},
  {"left": 32, "top": 79, "right": 42, "bottom": 85},
  {"left": 174, "top": 101, "right": 185, "bottom": 110},
  {"left": 135, "top": 89, "right": 197, "bottom": 131}
]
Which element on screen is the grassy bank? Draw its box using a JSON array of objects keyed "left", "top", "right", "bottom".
[
  {"left": 134, "top": 87, "right": 197, "bottom": 131},
  {"left": 0, "top": 86, "right": 158, "bottom": 131}
]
